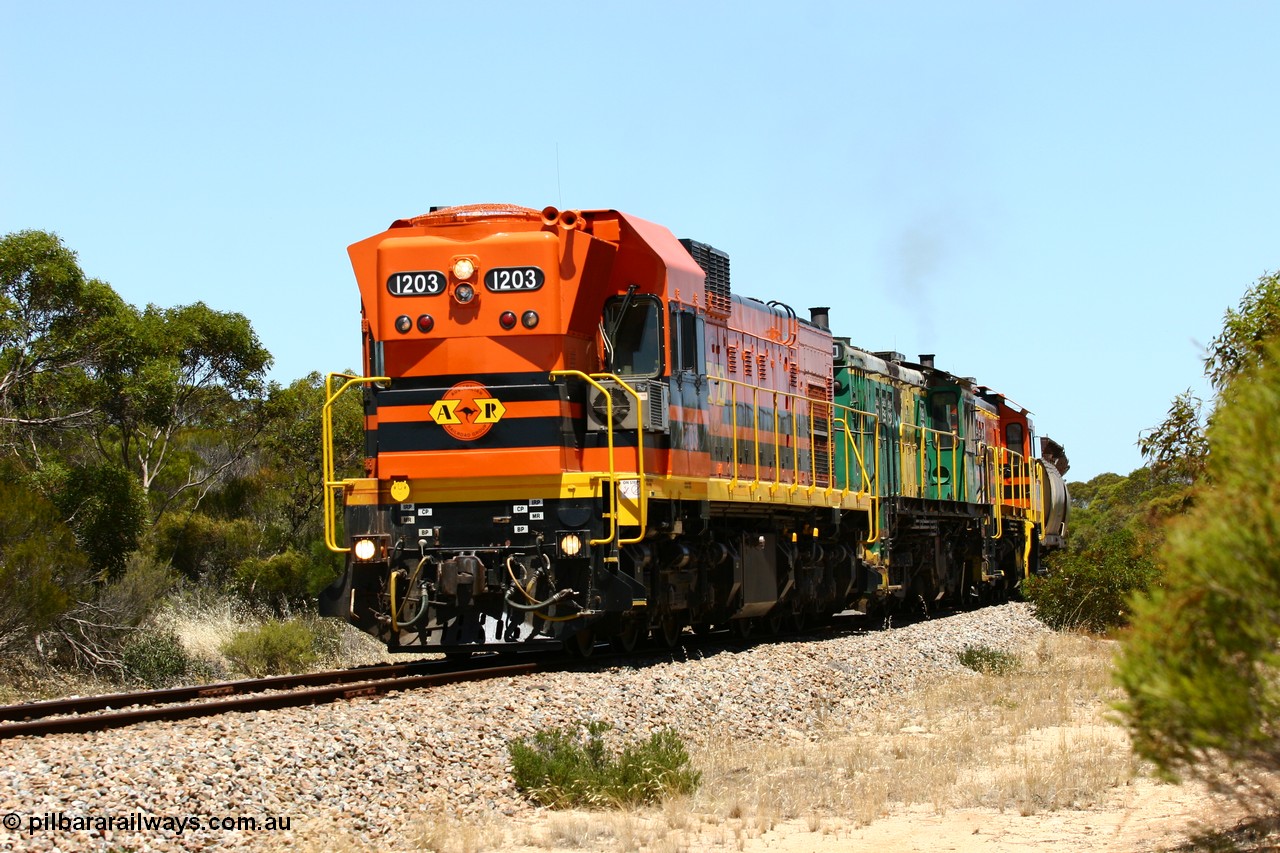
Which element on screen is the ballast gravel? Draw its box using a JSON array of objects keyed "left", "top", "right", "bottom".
[{"left": 0, "top": 604, "right": 1049, "bottom": 851}]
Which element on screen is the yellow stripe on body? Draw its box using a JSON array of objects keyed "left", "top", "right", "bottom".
[
  {"left": 342, "top": 472, "right": 873, "bottom": 512},
  {"left": 340, "top": 474, "right": 607, "bottom": 506}
]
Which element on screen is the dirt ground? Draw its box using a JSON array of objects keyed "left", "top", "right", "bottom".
[
  {"left": 731, "top": 780, "right": 1266, "bottom": 852},
  {"left": 483, "top": 630, "right": 1279, "bottom": 853},
  {"left": 494, "top": 778, "right": 1273, "bottom": 853}
]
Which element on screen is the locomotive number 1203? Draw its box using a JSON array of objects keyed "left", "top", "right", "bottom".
[
  {"left": 386, "top": 271, "right": 446, "bottom": 296},
  {"left": 484, "top": 267, "right": 545, "bottom": 292}
]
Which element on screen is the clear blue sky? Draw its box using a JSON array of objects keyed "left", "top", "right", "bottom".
[{"left": 3, "top": 1, "right": 1276, "bottom": 482}]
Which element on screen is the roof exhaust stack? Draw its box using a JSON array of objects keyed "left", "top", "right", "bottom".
[
  {"left": 919, "top": 353, "right": 936, "bottom": 369},
  {"left": 809, "top": 306, "right": 830, "bottom": 331}
]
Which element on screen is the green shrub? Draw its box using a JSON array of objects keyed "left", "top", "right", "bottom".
[
  {"left": 121, "top": 628, "right": 201, "bottom": 688},
  {"left": 232, "top": 549, "right": 339, "bottom": 611},
  {"left": 1116, "top": 341, "right": 1280, "bottom": 801},
  {"left": 508, "top": 721, "right": 700, "bottom": 808},
  {"left": 46, "top": 461, "right": 147, "bottom": 582},
  {"left": 152, "top": 512, "right": 261, "bottom": 585},
  {"left": 221, "top": 617, "right": 337, "bottom": 676},
  {"left": 1024, "top": 529, "right": 1160, "bottom": 632},
  {"left": 96, "top": 554, "right": 178, "bottom": 631},
  {"left": 0, "top": 470, "right": 92, "bottom": 655},
  {"left": 957, "top": 645, "right": 1019, "bottom": 675}
]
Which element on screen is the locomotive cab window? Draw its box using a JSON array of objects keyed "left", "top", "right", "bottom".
[
  {"left": 1005, "top": 422, "right": 1025, "bottom": 455},
  {"left": 671, "top": 307, "right": 705, "bottom": 375},
  {"left": 602, "top": 294, "right": 664, "bottom": 378},
  {"left": 931, "top": 391, "right": 959, "bottom": 450}
]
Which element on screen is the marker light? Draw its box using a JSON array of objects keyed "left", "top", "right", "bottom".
[
  {"left": 417, "top": 314, "right": 434, "bottom": 332},
  {"left": 521, "top": 310, "right": 539, "bottom": 329},
  {"left": 395, "top": 315, "right": 412, "bottom": 333},
  {"left": 452, "top": 258, "right": 476, "bottom": 280},
  {"left": 353, "top": 538, "right": 378, "bottom": 561},
  {"left": 559, "top": 533, "right": 583, "bottom": 557},
  {"left": 499, "top": 311, "right": 517, "bottom": 330},
  {"left": 453, "top": 283, "right": 475, "bottom": 304}
]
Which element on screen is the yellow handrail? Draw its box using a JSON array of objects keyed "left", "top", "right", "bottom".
[
  {"left": 953, "top": 433, "right": 961, "bottom": 497},
  {"left": 984, "top": 444, "right": 1048, "bottom": 550},
  {"left": 548, "top": 371, "right": 647, "bottom": 547},
  {"left": 609, "top": 378, "right": 647, "bottom": 546},
  {"left": 751, "top": 385, "right": 761, "bottom": 491},
  {"left": 978, "top": 442, "right": 1003, "bottom": 541},
  {"left": 897, "top": 423, "right": 912, "bottom": 496},
  {"left": 1031, "top": 457, "right": 1045, "bottom": 526},
  {"left": 1022, "top": 519, "right": 1035, "bottom": 578},
  {"left": 833, "top": 413, "right": 880, "bottom": 543},
  {"left": 866, "top": 411, "right": 880, "bottom": 544},
  {"left": 323, "top": 371, "right": 389, "bottom": 553},
  {"left": 832, "top": 416, "right": 873, "bottom": 496},
  {"left": 710, "top": 375, "right": 875, "bottom": 500},
  {"left": 730, "top": 382, "right": 740, "bottom": 487},
  {"left": 896, "top": 421, "right": 960, "bottom": 500}
]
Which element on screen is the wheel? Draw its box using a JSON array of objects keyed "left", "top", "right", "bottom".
[
  {"left": 610, "top": 620, "right": 642, "bottom": 654},
  {"left": 731, "top": 618, "right": 754, "bottom": 639},
  {"left": 692, "top": 621, "right": 716, "bottom": 636},
  {"left": 765, "top": 612, "right": 785, "bottom": 635},
  {"left": 567, "top": 628, "right": 596, "bottom": 658},
  {"left": 788, "top": 611, "right": 808, "bottom": 633},
  {"left": 654, "top": 616, "right": 682, "bottom": 648},
  {"left": 444, "top": 650, "right": 473, "bottom": 663}
]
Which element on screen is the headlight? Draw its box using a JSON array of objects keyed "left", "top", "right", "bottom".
[
  {"left": 453, "top": 283, "right": 475, "bottom": 304},
  {"left": 353, "top": 538, "right": 378, "bottom": 561},
  {"left": 559, "top": 532, "right": 583, "bottom": 557},
  {"left": 452, "top": 258, "right": 476, "bottom": 280}
]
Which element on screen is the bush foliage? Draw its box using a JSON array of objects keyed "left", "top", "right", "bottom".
[
  {"left": 0, "top": 472, "right": 92, "bottom": 655},
  {"left": 121, "top": 628, "right": 205, "bottom": 688},
  {"left": 957, "top": 645, "right": 1020, "bottom": 675},
  {"left": 1115, "top": 342, "right": 1280, "bottom": 801},
  {"left": 1024, "top": 529, "right": 1161, "bottom": 632},
  {"left": 220, "top": 617, "right": 339, "bottom": 677},
  {"left": 232, "top": 546, "right": 341, "bottom": 610},
  {"left": 508, "top": 721, "right": 701, "bottom": 808}
]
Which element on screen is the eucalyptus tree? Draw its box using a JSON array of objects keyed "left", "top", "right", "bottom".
[
  {"left": 0, "top": 230, "right": 124, "bottom": 441},
  {"left": 89, "top": 300, "right": 273, "bottom": 522}
]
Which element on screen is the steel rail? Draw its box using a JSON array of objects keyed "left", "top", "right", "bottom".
[
  {"left": 0, "top": 603, "right": 961, "bottom": 741},
  {"left": 0, "top": 658, "right": 494, "bottom": 723},
  {"left": 0, "top": 662, "right": 536, "bottom": 740}
]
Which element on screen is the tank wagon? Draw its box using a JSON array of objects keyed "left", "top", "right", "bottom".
[{"left": 319, "top": 204, "right": 1069, "bottom": 655}]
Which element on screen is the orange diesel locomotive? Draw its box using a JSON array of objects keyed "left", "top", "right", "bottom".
[{"left": 319, "top": 204, "right": 1068, "bottom": 654}]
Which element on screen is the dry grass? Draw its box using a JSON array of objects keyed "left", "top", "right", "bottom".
[
  {"left": 5, "top": 614, "right": 1143, "bottom": 853},
  {"left": 689, "top": 631, "right": 1133, "bottom": 830},
  {"left": 151, "top": 596, "right": 256, "bottom": 671},
  {"left": 0, "top": 654, "right": 119, "bottom": 704},
  {"left": 0, "top": 595, "right": 414, "bottom": 705},
  {"left": 319, "top": 630, "right": 1140, "bottom": 853},
  {"left": 151, "top": 595, "right": 406, "bottom": 678}
]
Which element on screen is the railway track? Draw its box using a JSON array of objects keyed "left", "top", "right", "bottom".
[
  {"left": 0, "top": 605, "right": 918, "bottom": 741},
  {"left": 0, "top": 657, "right": 537, "bottom": 740}
]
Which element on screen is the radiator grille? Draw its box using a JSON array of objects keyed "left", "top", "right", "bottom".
[{"left": 679, "top": 238, "right": 731, "bottom": 318}]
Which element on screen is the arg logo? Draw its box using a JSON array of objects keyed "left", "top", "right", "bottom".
[{"left": 429, "top": 380, "right": 506, "bottom": 441}]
